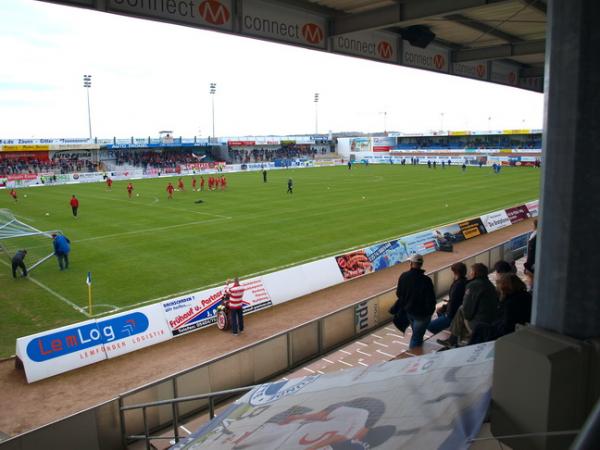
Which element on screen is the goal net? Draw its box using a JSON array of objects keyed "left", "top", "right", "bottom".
[{"left": 0, "top": 209, "right": 60, "bottom": 272}]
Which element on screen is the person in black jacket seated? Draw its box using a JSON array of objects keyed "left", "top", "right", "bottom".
[
  {"left": 469, "top": 273, "right": 532, "bottom": 345},
  {"left": 427, "top": 262, "right": 467, "bottom": 334},
  {"left": 393, "top": 254, "right": 436, "bottom": 350}
]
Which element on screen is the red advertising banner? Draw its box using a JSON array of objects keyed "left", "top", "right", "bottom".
[
  {"left": 7, "top": 174, "right": 38, "bottom": 181},
  {"left": 505, "top": 205, "right": 529, "bottom": 224},
  {"left": 335, "top": 250, "right": 373, "bottom": 280},
  {"left": 228, "top": 141, "right": 256, "bottom": 146}
]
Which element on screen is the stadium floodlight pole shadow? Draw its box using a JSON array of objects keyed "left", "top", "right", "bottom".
[
  {"left": 210, "top": 82, "right": 216, "bottom": 143},
  {"left": 83, "top": 74, "right": 92, "bottom": 140},
  {"left": 314, "top": 92, "right": 319, "bottom": 134}
]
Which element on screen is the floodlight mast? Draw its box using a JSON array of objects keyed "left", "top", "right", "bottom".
[
  {"left": 83, "top": 75, "right": 92, "bottom": 140},
  {"left": 314, "top": 93, "right": 319, "bottom": 134},
  {"left": 210, "top": 82, "right": 217, "bottom": 142}
]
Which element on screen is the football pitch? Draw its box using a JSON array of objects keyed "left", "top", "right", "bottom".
[{"left": 0, "top": 164, "right": 540, "bottom": 357}]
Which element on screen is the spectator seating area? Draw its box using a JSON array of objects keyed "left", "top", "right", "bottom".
[
  {"left": 228, "top": 145, "right": 328, "bottom": 163},
  {"left": 0, "top": 156, "right": 99, "bottom": 176},
  {"left": 110, "top": 150, "right": 214, "bottom": 169}
]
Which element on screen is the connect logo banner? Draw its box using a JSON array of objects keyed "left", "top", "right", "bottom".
[
  {"left": 333, "top": 30, "right": 397, "bottom": 63},
  {"left": 403, "top": 42, "right": 449, "bottom": 73},
  {"left": 108, "top": 0, "right": 233, "bottom": 30},
  {"left": 242, "top": 0, "right": 327, "bottom": 49}
]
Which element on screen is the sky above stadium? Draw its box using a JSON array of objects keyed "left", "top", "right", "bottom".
[{"left": 0, "top": 0, "right": 545, "bottom": 139}]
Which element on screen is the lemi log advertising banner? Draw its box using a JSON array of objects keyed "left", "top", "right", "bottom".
[
  {"left": 480, "top": 210, "right": 512, "bottom": 233},
  {"left": 16, "top": 304, "right": 172, "bottom": 383}
]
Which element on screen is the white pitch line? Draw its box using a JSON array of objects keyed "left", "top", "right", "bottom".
[
  {"left": 0, "top": 259, "right": 90, "bottom": 317},
  {"left": 356, "top": 349, "right": 371, "bottom": 357},
  {"left": 338, "top": 360, "right": 354, "bottom": 367},
  {"left": 373, "top": 341, "right": 389, "bottom": 348},
  {"left": 376, "top": 349, "right": 396, "bottom": 358}
]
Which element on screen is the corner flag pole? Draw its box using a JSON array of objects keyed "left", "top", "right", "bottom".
[{"left": 86, "top": 272, "right": 93, "bottom": 315}]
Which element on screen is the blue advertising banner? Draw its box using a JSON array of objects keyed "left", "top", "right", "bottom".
[{"left": 398, "top": 230, "right": 438, "bottom": 256}]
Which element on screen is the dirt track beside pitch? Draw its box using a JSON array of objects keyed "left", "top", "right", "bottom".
[{"left": 0, "top": 220, "right": 533, "bottom": 437}]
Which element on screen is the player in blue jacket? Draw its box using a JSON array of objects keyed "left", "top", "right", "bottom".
[{"left": 52, "top": 233, "right": 71, "bottom": 271}]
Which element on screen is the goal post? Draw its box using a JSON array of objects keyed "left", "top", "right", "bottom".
[{"left": 0, "top": 209, "right": 60, "bottom": 273}]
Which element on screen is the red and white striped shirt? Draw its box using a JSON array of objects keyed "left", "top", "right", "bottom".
[{"left": 225, "top": 283, "right": 245, "bottom": 309}]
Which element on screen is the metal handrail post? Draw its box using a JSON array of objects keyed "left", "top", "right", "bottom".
[
  {"left": 208, "top": 396, "right": 215, "bottom": 419},
  {"left": 143, "top": 406, "right": 150, "bottom": 450}
]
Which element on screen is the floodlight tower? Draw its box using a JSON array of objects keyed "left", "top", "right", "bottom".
[
  {"left": 83, "top": 75, "right": 92, "bottom": 139},
  {"left": 210, "top": 82, "right": 217, "bottom": 142},
  {"left": 314, "top": 93, "right": 320, "bottom": 134}
]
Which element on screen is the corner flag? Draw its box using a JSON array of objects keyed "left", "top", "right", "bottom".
[{"left": 86, "top": 272, "right": 93, "bottom": 315}]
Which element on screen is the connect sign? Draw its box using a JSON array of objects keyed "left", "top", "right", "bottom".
[
  {"left": 433, "top": 54, "right": 445, "bottom": 70},
  {"left": 377, "top": 41, "right": 393, "bottom": 59}
]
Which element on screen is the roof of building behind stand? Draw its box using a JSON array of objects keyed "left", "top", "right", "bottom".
[{"left": 37, "top": 0, "right": 546, "bottom": 92}]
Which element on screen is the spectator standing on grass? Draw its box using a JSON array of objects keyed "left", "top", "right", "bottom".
[
  {"left": 392, "top": 254, "right": 436, "bottom": 350},
  {"left": 52, "top": 233, "right": 71, "bottom": 271},
  {"left": 469, "top": 273, "right": 532, "bottom": 345},
  {"left": 11, "top": 249, "right": 27, "bottom": 278},
  {"left": 225, "top": 277, "right": 246, "bottom": 335},
  {"left": 262, "top": 169, "right": 267, "bottom": 182},
  {"left": 427, "top": 262, "right": 467, "bottom": 334},
  {"left": 70, "top": 194, "right": 79, "bottom": 218},
  {"left": 438, "top": 263, "right": 498, "bottom": 349},
  {"left": 287, "top": 178, "right": 293, "bottom": 194}
]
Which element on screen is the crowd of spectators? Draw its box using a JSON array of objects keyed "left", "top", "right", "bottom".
[
  {"left": 396, "top": 135, "right": 542, "bottom": 150},
  {"left": 228, "top": 145, "right": 328, "bottom": 163},
  {"left": 391, "top": 219, "right": 537, "bottom": 352},
  {"left": 0, "top": 156, "right": 99, "bottom": 176},
  {"left": 110, "top": 150, "right": 211, "bottom": 169}
]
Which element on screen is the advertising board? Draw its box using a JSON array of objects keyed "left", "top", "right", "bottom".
[
  {"left": 332, "top": 30, "right": 397, "bottom": 63},
  {"left": 452, "top": 61, "right": 488, "bottom": 81},
  {"left": 458, "top": 218, "right": 487, "bottom": 239},
  {"left": 480, "top": 210, "right": 512, "bottom": 233},
  {"left": 505, "top": 205, "right": 529, "bottom": 224},
  {"left": 525, "top": 200, "right": 539, "bottom": 217},
  {"left": 242, "top": 0, "right": 327, "bottom": 49},
  {"left": 490, "top": 61, "right": 519, "bottom": 86},
  {"left": 402, "top": 42, "right": 449, "bottom": 73}
]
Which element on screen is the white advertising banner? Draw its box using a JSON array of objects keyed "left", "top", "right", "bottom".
[
  {"left": 299, "top": 258, "right": 345, "bottom": 295},
  {"left": 525, "top": 200, "right": 539, "bottom": 217},
  {"left": 242, "top": 0, "right": 327, "bottom": 49},
  {"left": 402, "top": 42, "right": 449, "bottom": 73},
  {"left": 108, "top": 0, "right": 234, "bottom": 31},
  {"left": 490, "top": 61, "right": 519, "bottom": 86},
  {"left": 480, "top": 210, "right": 512, "bottom": 233},
  {"left": 332, "top": 30, "right": 397, "bottom": 63},
  {"left": 452, "top": 61, "right": 488, "bottom": 81},
  {"left": 262, "top": 266, "right": 314, "bottom": 306},
  {"left": 100, "top": 304, "right": 172, "bottom": 359},
  {"left": 16, "top": 319, "right": 108, "bottom": 383},
  {"left": 161, "top": 277, "right": 272, "bottom": 336}
]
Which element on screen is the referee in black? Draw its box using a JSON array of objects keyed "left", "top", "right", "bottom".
[{"left": 11, "top": 249, "right": 27, "bottom": 278}]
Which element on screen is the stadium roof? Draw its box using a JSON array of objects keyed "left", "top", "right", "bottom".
[{"left": 37, "top": 0, "right": 546, "bottom": 92}]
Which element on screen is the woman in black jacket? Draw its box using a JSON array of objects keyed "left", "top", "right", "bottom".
[
  {"left": 469, "top": 273, "right": 532, "bottom": 344},
  {"left": 427, "top": 262, "right": 467, "bottom": 334}
]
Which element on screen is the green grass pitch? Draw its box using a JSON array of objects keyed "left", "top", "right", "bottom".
[{"left": 0, "top": 164, "right": 540, "bottom": 357}]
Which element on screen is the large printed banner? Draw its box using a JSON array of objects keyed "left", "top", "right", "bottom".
[
  {"left": 505, "top": 204, "right": 529, "bottom": 224},
  {"left": 458, "top": 218, "right": 488, "bottom": 239},
  {"left": 161, "top": 277, "right": 272, "bottom": 336},
  {"left": 480, "top": 210, "right": 512, "bottom": 233},
  {"left": 525, "top": 200, "right": 539, "bottom": 217},
  {"left": 172, "top": 343, "right": 494, "bottom": 450},
  {"left": 16, "top": 304, "right": 171, "bottom": 383}
]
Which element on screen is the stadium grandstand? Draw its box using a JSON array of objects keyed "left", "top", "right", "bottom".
[{"left": 1, "top": 0, "right": 599, "bottom": 450}]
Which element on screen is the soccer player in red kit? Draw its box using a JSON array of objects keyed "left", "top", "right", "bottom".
[
  {"left": 127, "top": 182, "right": 134, "bottom": 199},
  {"left": 9, "top": 188, "right": 17, "bottom": 202},
  {"left": 200, "top": 176, "right": 205, "bottom": 191},
  {"left": 106, "top": 177, "right": 113, "bottom": 190},
  {"left": 208, "top": 176, "right": 214, "bottom": 191},
  {"left": 166, "top": 182, "right": 174, "bottom": 199},
  {"left": 70, "top": 194, "right": 79, "bottom": 218},
  {"left": 192, "top": 177, "right": 197, "bottom": 191},
  {"left": 221, "top": 176, "right": 226, "bottom": 190},
  {"left": 178, "top": 178, "right": 184, "bottom": 191}
]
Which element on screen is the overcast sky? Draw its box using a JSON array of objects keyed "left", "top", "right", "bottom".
[{"left": 0, "top": 0, "right": 545, "bottom": 139}]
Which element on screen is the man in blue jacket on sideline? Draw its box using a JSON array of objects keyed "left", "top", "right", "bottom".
[{"left": 52, "top": 233, "right": 71, "bottom": 271}]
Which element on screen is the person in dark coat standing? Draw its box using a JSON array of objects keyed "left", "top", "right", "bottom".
[
  {"left": 523, "top": 219, "right": 537, "bottom": 291},
  {"left": 427, "top": 262, "right": 467, "bottom": 334},
  {"left": 393, "top": 254, "right": 436, "bottom": 349},
  {"left": 70, "top": 195, "right": 79, "bottom": 218},
  {"left": 262, "top": 169, "right": 267, "bottom": 183},
  {"left": 11, "top": 250, "right": 27, "bottom": 278}
]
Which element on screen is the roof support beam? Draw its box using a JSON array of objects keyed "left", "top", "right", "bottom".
[
  {"left": 332, "top": 0, "right": 509, "bottom": 36},
  {"left": 452, "top": 39, "right": 545, "bottom": 62},
  {"left": 444, "top": 13, "right": 523, "bottom": 43}
]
